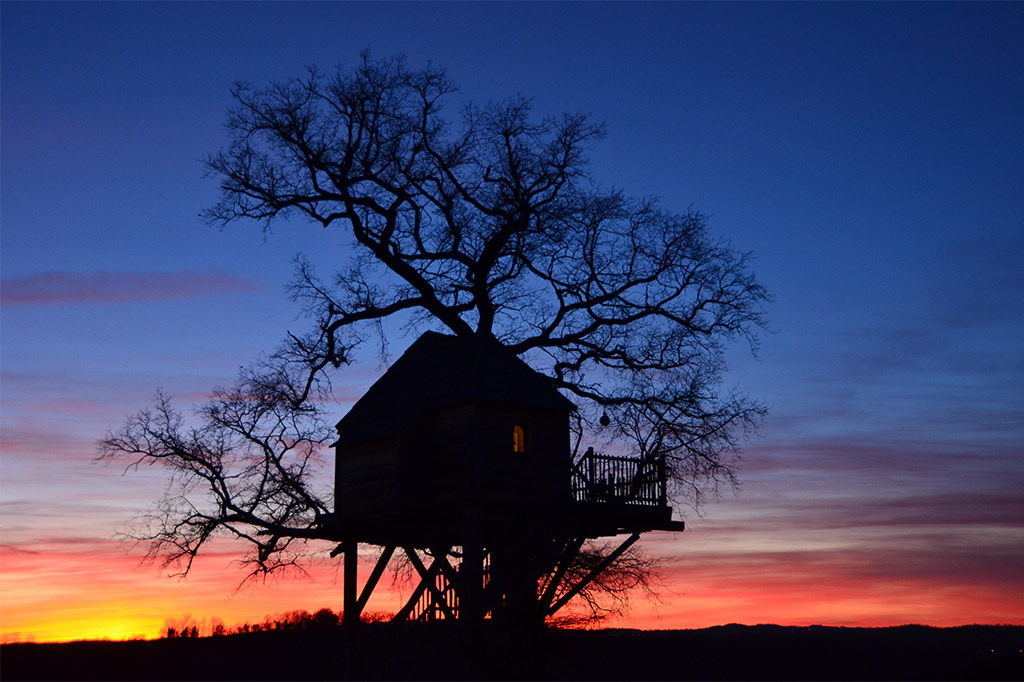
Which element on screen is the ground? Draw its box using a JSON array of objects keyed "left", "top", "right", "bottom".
[{"left": 2, "top": 624, "right": 1021, "bottom": 680}]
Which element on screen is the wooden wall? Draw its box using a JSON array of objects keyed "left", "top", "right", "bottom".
[
  {"left": 334, "top": 437, "right": 399, "bottom": 518},
  {"left": 335, "top": 400, "right": 571, "bottom": 529}
]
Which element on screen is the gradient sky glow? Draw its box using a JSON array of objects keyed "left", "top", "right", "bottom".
[{"left": 2, "top": 2, "right": 1023, "bottom": 642}]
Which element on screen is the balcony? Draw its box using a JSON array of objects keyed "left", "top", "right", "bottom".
[{"left": 571, "top": 449, "right": 668, "bottom": 508}]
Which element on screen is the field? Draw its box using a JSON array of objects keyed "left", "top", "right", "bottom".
[{"left": 3, "top": 624, "right": 1021, "bottom": 680}]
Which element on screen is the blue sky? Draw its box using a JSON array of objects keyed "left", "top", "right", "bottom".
[{"left": 2, "top": 2, "right": 1022, "bottom": 637}]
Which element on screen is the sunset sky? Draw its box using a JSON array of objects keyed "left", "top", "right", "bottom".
[{"left": 2, "top": 2, "right": 1022, "bottom": 642}]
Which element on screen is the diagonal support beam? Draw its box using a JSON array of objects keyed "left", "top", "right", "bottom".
[
  {"left": 405, "top": 547, "right": 456, "bottom": 621},
  {"left": 547, "top": 533, "right": 641, "bottom": 616},
  {"left": 429, "top": 546, "right": 460, "bottom": 587},
  {"left": 391, "top": 548, "right": 443, "bottom": 622},
  {"left": 539, "top": 537, "right": 585, "bottom": 612},
  {"left": 354, "top": 545, "right": 395, "bottom": 615}
]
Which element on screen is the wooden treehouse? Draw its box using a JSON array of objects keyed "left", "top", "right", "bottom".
[{"left": 322, "top": 331, "right": 684, "bottom": 625}]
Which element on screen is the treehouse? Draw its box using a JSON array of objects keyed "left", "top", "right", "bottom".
[
  {"left": 332, "top": 330, "right": 575, "bottom": 548},
  {"left": 325, "top": 331, "right": 683, "bottom": 625}
]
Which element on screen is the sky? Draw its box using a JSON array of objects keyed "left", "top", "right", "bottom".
[{"left": 2, "top": 2, "right": 1023, "bottom": 642}]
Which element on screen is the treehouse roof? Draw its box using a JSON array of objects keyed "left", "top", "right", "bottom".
[{"left": 335, "top": 331, "right": 575, "bottom": 447}]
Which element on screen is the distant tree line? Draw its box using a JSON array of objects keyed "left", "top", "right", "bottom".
[{"left": 160, "top": 608, "right": 392, "bottom": 639}]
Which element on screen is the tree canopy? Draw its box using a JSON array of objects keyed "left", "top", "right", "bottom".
[{"left": 100, "top": 53, "right": 768, "bottom": 615}]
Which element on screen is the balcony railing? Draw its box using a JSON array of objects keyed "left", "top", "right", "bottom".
[{"left": 571, "top": 450, "right": 667, "bottom": 508}]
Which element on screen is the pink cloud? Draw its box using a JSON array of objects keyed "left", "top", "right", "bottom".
[
  {"left": 637, "top": 535, "right": 1024, "bottom": 628},
  {"left": 0, "top": 426, "right": 93, "bottom": 459},
  {"left": 1, "top": 269, "right": 259, "bottom": 304}
]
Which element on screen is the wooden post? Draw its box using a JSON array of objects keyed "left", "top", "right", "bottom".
[
  {"left": 658, "top": 455, "right": 668, "bottom": 507},
  {"left": 343, "top": 540, "right": 358, "bottom": 627},
  {"left": 461, "top": 528, "right": 484, "bottom": 622},
  {"left": 587, "top": 451, "right": 596, "bottom": 502}
]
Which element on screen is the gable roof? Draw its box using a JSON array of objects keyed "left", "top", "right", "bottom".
[{"left": 335, "top": 331, "right": 575, "bottom": 447}]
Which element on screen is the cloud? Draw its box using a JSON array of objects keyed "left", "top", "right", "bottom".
[
  {"left": 0, "top": 426, "right": 96, "bottom": 462},
  {"left": 613, "top": 533, "right": 1021, "bottom": 628},
  {"left": 1, "top": 269, "right": 259, "bottom": 305},
  {"left": 0, "top": 544, "right": 42, "bottom": 556}
]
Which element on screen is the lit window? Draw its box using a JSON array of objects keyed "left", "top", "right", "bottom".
[{"left": 513, "top": 425, "right": 526, "bottom": 453}]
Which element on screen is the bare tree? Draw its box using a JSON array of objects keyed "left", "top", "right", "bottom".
[
  {"left": 100, "top": 53, "right": 768, "bottom": 620},
  {"left": 99, "top": 355, "right": 334, "bottom": 577},
  {"left": 545, "top": 541, "right": 666, "bottom": 627}
]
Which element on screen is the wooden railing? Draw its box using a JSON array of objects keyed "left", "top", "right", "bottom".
[
  {"left": 571, "top": 450, "right": 667, "bottom": 508},
  {"left": 410, "top": 565, "right": 459, "bottom": 622},
  {"left": 408, "top": 552, "right": 491, "bottom": 622}
]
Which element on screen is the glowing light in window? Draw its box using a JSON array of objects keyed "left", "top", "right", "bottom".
[{"left": 513, "top": 425, "right": 525, "bottom": 452}]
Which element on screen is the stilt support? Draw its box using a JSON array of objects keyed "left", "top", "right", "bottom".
[
  {"left": 355, "top": 545, "right": 395, "bottom": 615},
  {"left": 392, "top": 548, "right": 444, "bottom": 622},
  {"left": 547, "top": 533, "right": 641, "bottom": 616},
  {"left": 539, "top": 537, "right": 585, "bottom": 612},
  {"left": 405, "top": 547, "right": 457, "bottom": 620},
  {"left": 343, "top": 540, "right": 358, "bottom": 627}
]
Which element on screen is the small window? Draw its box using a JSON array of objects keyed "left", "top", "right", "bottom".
[{"left": 513, "top": 425, "right": 526, "bottom": 453}]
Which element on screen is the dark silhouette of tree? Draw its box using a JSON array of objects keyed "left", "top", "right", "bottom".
[
  {"left": 162, "top": 614, "right": 204, "bottom": 639},
  {"left": 99, "top": 53, "right": 768, "bottom": 620}
]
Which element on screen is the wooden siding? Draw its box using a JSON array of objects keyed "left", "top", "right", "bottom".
[
  {"left": 335, "top": 437, "right": 399, "bottom": 518},
  {"left": 335, "top": 400, "right": 571, "bottom": 526}
]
